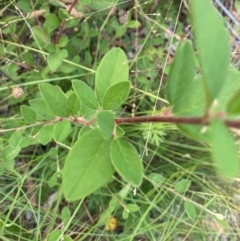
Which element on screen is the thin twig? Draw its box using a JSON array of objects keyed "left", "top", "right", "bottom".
[
  {"left": 55, "top": 0, "right": 79, "bottom": 45},
  {"left": 115, "top": 115, "right": 240, "bottom": 128}
]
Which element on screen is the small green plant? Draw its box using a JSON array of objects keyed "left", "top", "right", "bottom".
[
  {"left": 1, "top": 1, "right": 240, "bottom": 239},
  {"left": 2, "top": 0, "right": 240, "bottom": 200}
]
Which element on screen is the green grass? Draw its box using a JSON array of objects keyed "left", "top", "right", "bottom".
[{"left": 0, "top": 0, "right": 240, "bottom": 240}]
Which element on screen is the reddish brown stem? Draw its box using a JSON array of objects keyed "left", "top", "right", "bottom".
[
  {"left": 115, "top": 115, "right": 240, "bottom": 128},
  {"left": 55, "top": 0, "right": 79, "bottom": 45}
]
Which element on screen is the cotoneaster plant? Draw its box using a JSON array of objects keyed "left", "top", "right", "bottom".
[{"left": 2, "top": 0, "right": 240, "bottom": 204}]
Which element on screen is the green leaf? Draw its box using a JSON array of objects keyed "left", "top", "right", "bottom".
[
  {"left": 213, "top": 213, "right": 228, "bottom": 228},
  {"left": 122, "top": 209, "right": 129, "bottom": 219},
  {"left": 78, "top": 126, "right": 92, "bottom": 139},
  {"left": 126, "top": 204, "right": 140, "bottom": 213},
  {"left": 17, "top": 0, "right": 31, "bottom": 12},
  {"left": 48, "top": 230, "right": 62, "bottom": 241},
  {"left": 174, "top": 179, "right": 191, "bottom": 193},
  {"left": 38, "top": 124, "right": 53, "bottom": 145},
  {"left": 47, "top": 49, "right": 68, "bottom": 71},
  {"left": 95, "top": 48, "right": 129, "bottom": 105},
  {"left": 97, "top": 111, "right": 115, "bottom": 140},
  {"left": 53, "top": 120, "right": 72, "bottom": 142},
  {"left": 184, "top": 201, "right": 197, "bottom": 221},
  {"left": 67, "top": 92, "right": 80, "bottom": 115},
  {"left": 9, "top": 131, "right": 22, "bottom": 148},
  {"left": 190, "top": 0, "right": 230, "bottom": 105},
  {"left": 103, "top": 81, "right": 130, "bottom": 110},
  {"left": 62, "top": 129, "right": 114, "bottom": 201},
  {"left": 116, "top": 126, "right": 125, "bottom": 138},
  {"left": 110, "top": 138, "right": 143, "bottom": 186},
  {"left": 167, "top": 40, "right": 195, "bottom": 105},
  {"left": 173, "top": 69, "right": 240, "bottom": 142},
  {"left": 72, "top": 80, "right": 98, "bottom": 109},
  {"left": 148, "top": 173, "right": 165, "bottom": 184},
  {"left": 88, "top": 0, "right": 112, "bottom": 10},
  {"left": 61, "top": 207, "right": 71, "bottom": 224},
  {"left": 43, "top": 14, "right": 60, "bottom": 35},
  {"left": 20, "top": 105, "right": 37, "bottom": 124},
  {"left": 31, "top": 26, "right": 49, "bottom": 48},
  {"left": 2, "top": 146, "right": 21, "bottom": 171},
  {"left": 226, "top": 88, "right": 240, "bottom": 115},
  {"left": 63, "top": 235, "right": 73, "bottom": 241},
  {"left": 235, "top": 0, "right": 240, "bottom": 13},
  {"left": 39, "top": 83, "right": 69, "bottom": 117},
  {"left": 20, "top": 136, "right": 38, "bottom": 148},
  {"left": 48, "top": 172, "right": 59, "bottom": 187},
  {"left": 126, "top": 20, "right": 141, "bottom": 28},
  {"left": 29, "top": 98, "right": 55, "bottom": 120},
  {"left": 211, "top": 119, "right": 239, "bottom": 179},
  {"left": 58, "top": 35, "right": 69, "bottom": 48}
]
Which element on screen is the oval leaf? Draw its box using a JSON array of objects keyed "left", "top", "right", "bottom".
[
  {"left": 95, "top": 48, "right": 129, "bottom": 105},
  {"left": 184, "top": 201, "right": 197, "bottom": 221},
  {"left": 167, "top": 40, "right": 195, "bottom": 105},
  {"left": 174, "top": 179, "right": 191, "bottom": 193},
  {"left": 148, "top": 173, "right": 165, "bottom": 185},
  {"left": 20, "top": 105, "right": 37, "bottom": 124},
  {"left": 110, "top": 138, "right": 143, "bottom": 186},
  {"left": 2, "top": 146, "right": 21, "bottom": 171},
  {"left": 126, "top": 204, "right": 140, "bottom": 213},
  {"left": 211, "top": 119, "right": 239, "bottom": 179},
  {"left": 97, "top": 111, "right": 115, "bottom": 139},
  {"left": 29, "top": 98, "right": 55, "bottom": 120},
  {"left": 9, "top": 131, "right": 22, "bottom": 148},
  {"left": 31, "top": 25, "right": 49, "bottom": 48},
  {"left": 67, "top": 92, "right": 80, "bottom": 115},
  {"left": 39, "top": 124, "right": 53, "bottom": 145},
  {"left": 47, "top": 49, "right": 68, "bottom": 71},
  {"left": 126, "top": 20, "right": 141, "bottom": 28},
  {"left": 61, "top": 207, "right": 71, "bottom": 224},
  {"left": 103, "top": 81, "right": 130, "bottom": 110},
  {"left": 39, "top": 83, "right": 69, "bottom": 117},
  {"left": 53, "top": 120, "right": 71, "bottom": 142},
  {"left": 190, "top": 0, "right": 230, "bottom": 104},
  {"left": 72, "top": 79, "right": 98, "bottom": 109},
  {"left": 62, "top": 129, "right": 114, "bottom": 201}
]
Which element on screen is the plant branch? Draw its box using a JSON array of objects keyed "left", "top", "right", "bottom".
[
  {"left": 115, "top": 115, "right": 240, "bottom": 128},
  {"left": 55, "top": 0, "right": 79, "bottom": 45}
]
